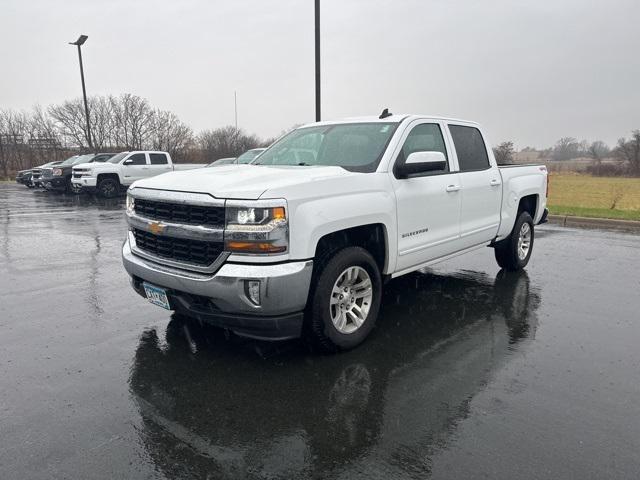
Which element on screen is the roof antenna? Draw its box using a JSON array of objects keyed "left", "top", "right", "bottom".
[{"left": 379, "top": 108, "right": 392, "bottom": 119}]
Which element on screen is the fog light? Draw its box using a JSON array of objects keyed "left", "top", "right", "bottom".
[{"left": 245, "top": 280, "right": 261, "bottom": 306}]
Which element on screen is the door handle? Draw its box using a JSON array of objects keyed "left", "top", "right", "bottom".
[
  {"left": 490, "top": 179, "right": 501, "bottom": 186},
  {"left": 446, "top": 185, "right": 461, "bottom": 192}
]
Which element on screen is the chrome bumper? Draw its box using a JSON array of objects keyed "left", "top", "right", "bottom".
[{"left": 122, "top": 237, "right": 313, "bottom": 317}]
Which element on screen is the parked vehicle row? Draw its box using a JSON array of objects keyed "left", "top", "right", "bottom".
[
  {"left": 14, "top": 150, "right": 217, "bottom": 197},
  {"left": 122, "top": 113, "right": 549, "bottom": 352}
]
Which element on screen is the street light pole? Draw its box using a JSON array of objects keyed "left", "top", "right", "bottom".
[
  {"left": 69, "top": 35, "right": 92, "bottom": 151},
  {"left": 315, "top": 0, "right": 321, "bottom": 122}
]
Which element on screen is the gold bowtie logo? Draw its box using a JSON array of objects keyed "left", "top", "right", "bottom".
[{"left": 149, "top": 222, "right": 166, "bottom": 235}]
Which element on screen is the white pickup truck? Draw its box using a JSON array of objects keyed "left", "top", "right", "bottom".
[
  {"left": 122, "top": 114, "right": 548, "bottom": 351},
  {"left": 72, "top": 151, "right": 204, "bottom": 197}
]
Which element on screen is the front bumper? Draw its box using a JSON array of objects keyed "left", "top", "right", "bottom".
[
  {"left": 43, "top": 176, "right": 67, "bottom": 191},
  {"left": 72, "top": 176, "right": 97, "bottom": 188},
  {"left": 122, "top": 238, "right": 313, "bottom": 340}
]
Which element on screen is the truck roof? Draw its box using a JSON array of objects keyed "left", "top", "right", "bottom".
[{"left": 309, "top": 114, "right": 480, "bottom": 128}]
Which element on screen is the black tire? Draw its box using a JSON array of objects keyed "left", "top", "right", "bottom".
[
  {"left": 308, "top": 247, "right": 382, "bottom": 352},
  {"left": 97, "top": 177, "right": 119, "bottom": 198},
  {"left": 494, "top": 211, "right": 534, "bottom": 271}
]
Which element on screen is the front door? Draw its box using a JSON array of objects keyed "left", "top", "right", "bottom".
[
  {"left": 122, "top": 153, "right": 149, "bottom": 184},
  {"left": 392, "top": 121, "right": 463, "bottom": 273}
]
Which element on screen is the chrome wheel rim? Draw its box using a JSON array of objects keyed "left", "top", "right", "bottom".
[
  {"left": 517, "top": 222, "right": 531, "bottom": 260},
  {"left": 330, "top": 266, "right": 373, "bottom": 334}
]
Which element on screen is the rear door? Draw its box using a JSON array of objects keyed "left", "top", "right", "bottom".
[
  {"left": 148, "top": 153, "right": 172, "bottom": 176},
  {"left": 391, "top": 120, "right": 463, "bottom": 272},
  {"left": 447, "top": 124, "right": 501, "bottom": 248},
  {"left": 121, "top": 153, "right": 149, "bottom": 184}
]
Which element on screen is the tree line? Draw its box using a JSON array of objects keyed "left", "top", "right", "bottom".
[
  {"left": 493, "top": 132, "right": 640, "bottom": 176},
  {"left": 0, "top": 93, "right": 275, "bottom": 178}
]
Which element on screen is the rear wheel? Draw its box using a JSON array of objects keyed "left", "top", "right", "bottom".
[
  {"left": 308, "top": 247, "right": 382, "bottom": 352},
  {"left": 494, "top": 211, "right": 534, "bottom": 271},
  {"left": 97, "top": 177, "right": 119, "bottom": 198}
]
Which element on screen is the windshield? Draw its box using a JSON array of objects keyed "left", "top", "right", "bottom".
[
  {"left": 254, "top": 123, "right": 398, "bottom": 172},
  {"left": 108, "top": 152, "right": 128, "bottom": 164},
  {"left": 72, "top": 154, "right": 95, "bottom": 165},
  {"left": 236, "top": 149, "right": 265, "bottom": 164},
  {"left": 58, "top": 155, "right": 79, "bottom": 166}
]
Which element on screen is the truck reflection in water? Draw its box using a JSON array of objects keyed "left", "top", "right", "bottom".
[{"left": 129, "top": 269, "right": 540, "bottom": 479}]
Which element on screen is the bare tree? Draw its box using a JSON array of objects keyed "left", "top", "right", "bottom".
[
  {"left": 493, "top": 141, "right": 515, "bottom": 165},
  {"left": 150, "top": 110, "right": 194, "bottom": 161},
  {"left": 587, "top": 140, "right": 610, "bottom": 161},
  {"left": 197, "top": 126, "right": 261, "bottom": 161},
  {"left": 552, "top": 137, "right": 583, "bottom": 161},
  {"left": 614, "top": 130, "right": 640, "bottom": 176}
]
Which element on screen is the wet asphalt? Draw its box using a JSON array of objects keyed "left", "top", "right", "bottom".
[{"left": 1, "top": 183, "right": 639, "bottom": 480}]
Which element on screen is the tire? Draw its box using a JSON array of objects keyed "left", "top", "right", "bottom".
[
  {"left": 494, "top": 211, "right": 534, "bottom": 271},
  {"left": 97, "top": 177, "right": 119, "bottom": 198},
  {"left": 308, "top": 247, "right": 382, "bottom": 352}
]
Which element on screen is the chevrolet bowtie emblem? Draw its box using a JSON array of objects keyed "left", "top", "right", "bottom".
[{"left": 148, "top": 222, "right": 166, "bottom": 235}]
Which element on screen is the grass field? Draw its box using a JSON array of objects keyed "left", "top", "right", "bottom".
[{"left": 548, "top": 174, "right": 640, "bottom": 221}]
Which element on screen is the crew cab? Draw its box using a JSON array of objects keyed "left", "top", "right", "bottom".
[
  {"left": 72, "top": 151, "right": 205, "bottom": 198},
  {"left": 42, "top": 153, "right": 115, "bottom": 193},
  {"left": 122, "top": 114, "right": 548, "bottom": 351}
]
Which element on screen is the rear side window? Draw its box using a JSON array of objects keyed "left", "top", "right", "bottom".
[
  {"left": 149, "top": 153, "right": 168, "bottom": 165},
  {"left": 449, "top": 125, "right": 490, "bottom": 171},
  {"left": 127, "top": 153, "right": 147, "bottom": 165}
]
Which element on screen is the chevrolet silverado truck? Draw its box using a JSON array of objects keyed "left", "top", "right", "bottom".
[
  {"left": 122, "top": 114, "right": 548, "bottom": 351},
  {"left": 72, "top": 151, "right": 205, "bottom": 198}
]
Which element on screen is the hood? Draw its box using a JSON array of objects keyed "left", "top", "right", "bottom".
[
  {"left": 72, "top": 162, "right": 99, "bottom": 170},
  {"left": 131, "top": 165, "right": 357, "bottom": 200}
]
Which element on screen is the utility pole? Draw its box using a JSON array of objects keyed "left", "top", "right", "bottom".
[
  {"left": 234, "top": 91, "right": 238, "bottom": 130},
  {"left": 315, "top": 0, "right": 321, "bottom": 122},
  {"left": 69, "top": 35, "right": 92, "bottom": 150}
]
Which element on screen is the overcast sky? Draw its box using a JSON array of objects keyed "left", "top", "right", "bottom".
[{"left": 1, "top": 0, "right": 639, "bottom": 148}]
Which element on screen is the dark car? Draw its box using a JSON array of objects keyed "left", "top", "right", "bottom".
[
  {"left": 15, "top": 169, "right": 34, "bottom": 187},
  {"left": 18, "top": 161, "right": 63, "bottom": 188},
  {"left": 41, "top": 153, "right": 115, "bottom": 193}
]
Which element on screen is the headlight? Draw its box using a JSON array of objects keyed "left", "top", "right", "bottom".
[
  {"left": 126, "top": 193, "right": 135, "bottom": 214},
  {"left": 52, "top": 168, "right": 63, "bottom": 176},
  {"left": 225, "top": 200, "right": 288, "bottom": 254}
]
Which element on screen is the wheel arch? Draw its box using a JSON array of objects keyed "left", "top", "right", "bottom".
[{"left": 313, "top": 223, "right": 389, "bottom": 275}]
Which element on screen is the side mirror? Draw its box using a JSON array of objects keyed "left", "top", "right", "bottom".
[
  {"left": 396, "top": 151, "right": 447, "bottom": 178},
  {"left": 123, "top": 159, "right": 133, "bottom": 165}
]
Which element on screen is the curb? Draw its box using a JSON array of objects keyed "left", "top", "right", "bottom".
[{"left": 547, "top": 214, "right": 640, "bottom": 232}]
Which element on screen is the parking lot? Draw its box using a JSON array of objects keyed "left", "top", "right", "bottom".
[{"left": 1, "top": 183, "right": 639, "bottom": 479}]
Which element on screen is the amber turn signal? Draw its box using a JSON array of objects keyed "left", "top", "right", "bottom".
[{"left": 225, "top": 241, "right": 287, "bottom": 254}]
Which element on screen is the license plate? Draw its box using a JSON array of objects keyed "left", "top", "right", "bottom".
[{"left": 143, "top": 282, "right": 171, "bottom": 310}]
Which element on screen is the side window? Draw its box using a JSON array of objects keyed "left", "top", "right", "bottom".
[
  {"left": 396, "top": 123, "right": 448, "bottom": 172},
  {"left": 449, "top": 125, "right": 490, "bottom": 171},
  {"left": 126, "top": 153, "right": 147, "bottom": 165},
  {"left": 149, "top": 153, "right": 168, "bottom": 165}
]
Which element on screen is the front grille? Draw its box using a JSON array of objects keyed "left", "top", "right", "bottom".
[
  {"left": 134, "top": 199, "right": 225, "bottom": 227},
  {"left": 133, "top": 228, "right": 223, "bottom": 266}
]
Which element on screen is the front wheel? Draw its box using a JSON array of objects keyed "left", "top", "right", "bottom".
[
  {"left": 308, "top": 247, "right": 382, "bottom": 352},
  {"left": 97, "top": 178, "right": 119, "bottom": 198},
  {"left": 494, "top": 211, "right": 534, "bottom": 271}
]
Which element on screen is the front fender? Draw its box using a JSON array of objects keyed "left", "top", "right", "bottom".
[{"left": 288, "top": 190, "right": 397, "bottom": 274}]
